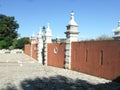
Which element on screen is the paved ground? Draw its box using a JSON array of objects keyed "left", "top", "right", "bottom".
[{"left": 0, "top": 53, "right": 120, "bottom": 90}]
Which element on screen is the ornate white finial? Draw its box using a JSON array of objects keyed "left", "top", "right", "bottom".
[
  {"left": 47, "top": 23, "right": 50, "bottom": 29},
  {"left": 38, "top": 27, "right": 42, "bottom": 35},
  {"left": 118, "top": 21, "right": 120, "bottom": 27},
  {"left": 70, "top": 11, "right": 75, "bottom": 20},
  {"left": 45, "top": 23, "right": 52, "bottom": 36},
  {"left": 32, "top": 32, "right": 35, "bottom": 37},
  {"left": 45, "top": 23, "right": 50, "bottom": 31},
  {"left": 68, "top": 11, "right": 78, "bottom": 26}
]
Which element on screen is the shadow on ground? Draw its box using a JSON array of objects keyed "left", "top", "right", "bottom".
[{"left": 2, "top": 75, "right": 120, "bottom": 90}]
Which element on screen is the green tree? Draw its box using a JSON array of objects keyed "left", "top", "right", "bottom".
[
  {"left": 0, "top": 14, "right": 19, "bottom": 49},
  {"left": 15, "top": 37, "right": 30, "bottom": 50}
]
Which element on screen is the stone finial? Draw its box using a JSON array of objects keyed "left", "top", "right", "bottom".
[
  {"left": 112, "top": 20, "right": 120, "bottom": 40},
  {"left": 47, "top": 23, "right": 50, "bottom": 30},
  {"left": 45, "top": 23, "right": 52, "bottom": 36},
  {"left": 68, "top": 11, "right": 78, "bottom": 26},
  {"left": 46, "top": 23, "right": 51, "bottom": 32},
  {"left": 70, "top": 11, "right": 75, "bottom": 20},
  {"left": 31, "top": 32, "right": 35, "bottom": 38},
  {"left": 38, "top": 27, "right": 42, "bottom": 37},
  {"left": 118, "top": 21, "right": 120, "bottom": 27},
  {"left": 31, "top": 32, "right": 37, "bottom": 44}
]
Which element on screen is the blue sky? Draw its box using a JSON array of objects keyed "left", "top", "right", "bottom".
[{"left": 0, "top": 0, "right": 120, "bottom": 40}]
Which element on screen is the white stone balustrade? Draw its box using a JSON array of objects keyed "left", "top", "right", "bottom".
[{"left": 0, "top": 49, "right": 23, "bottom": 54}]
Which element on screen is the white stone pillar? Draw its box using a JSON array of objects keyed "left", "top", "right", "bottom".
[
  {"left": 30, "top": 32, "right": 36, "bottom": 58},
  {"left": 44, "top": 23, "right": 52, "bottom": 65},
  {"left": 65, "top": 12, "right": 79, "bottom": 69},
  {"left": 37, "top": 29, "right": 43, "bottom": 64}
]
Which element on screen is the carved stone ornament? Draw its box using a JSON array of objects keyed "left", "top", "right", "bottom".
[{"left": 54, "top": 47, "right": 58, "bottom": 54}]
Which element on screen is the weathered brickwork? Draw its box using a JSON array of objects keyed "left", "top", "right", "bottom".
[
  {"left": 24, "top": 44, "right": 31, "bottom": 56},
  {"left": 24, "top": 44, "right": 37, "bottom": 60},
  {"left": 24, "top": 40, "right": 120, "bottom": 80},
  {"left": 47, "top": 43, "right": 66, "bottom": 68},
  {"left": 71, "top": 40, "right": 120, "bottom": 80}
]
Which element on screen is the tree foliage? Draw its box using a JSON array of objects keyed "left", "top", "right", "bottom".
[
  {"left": 96, "top": 35, "right": 113, "bottom": 41},
  {"left": 0, "top": 14, "right": 19, "bottom": 49},
  {"left": 15, "top": 37, "right": 30, "bottom": 50}
]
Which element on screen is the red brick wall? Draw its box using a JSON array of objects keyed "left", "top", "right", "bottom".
[
  {"left": 24, "top": 44, "right": 31, "bottom": 56},
  {"left": 31, "top": 44, "right": 37, "bottom": 60},
  {"left": 71, "top": 41, "right": 120, "bottom": 80},
  {"left": 24, "top": 44, "right": 37, "bottom": 60},
  {"left": 47, "top": 43, "right": 66, "bottom": 68}
]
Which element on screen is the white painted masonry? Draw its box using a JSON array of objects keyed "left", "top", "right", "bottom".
[
  {"left": 44, "top": 23, "right": 52, "bottom": 65},
  {"left": 30, "top": 32, "right": 37, "bottom": 57},
  {"left": 65, "top": 11, "right": 79, "bottom": 69},
  {"left": 37, "top": 29, "right": 43, "bottom": 63},
  {"left": 113, "top": 21, "right": 120, "bottom": 40}
]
